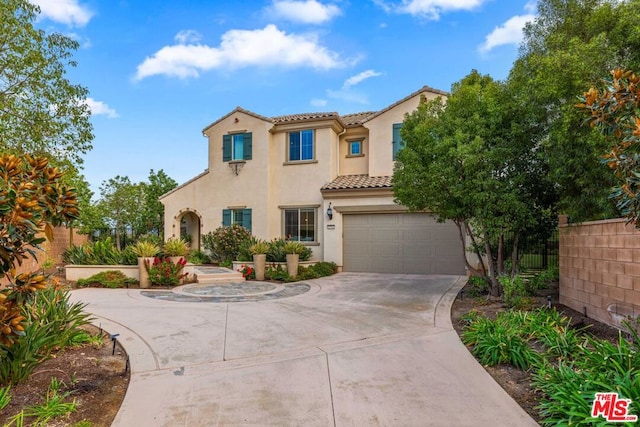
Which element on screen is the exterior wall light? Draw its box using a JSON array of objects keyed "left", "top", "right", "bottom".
[{"left": 326, "top": 203, "right": 333, "bottom": 220}]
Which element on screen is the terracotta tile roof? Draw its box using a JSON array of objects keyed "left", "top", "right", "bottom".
[
  {"left": 340, "top": 111, "right": 376, "bottom": 126},
  {"left": 202, "top": 86, "right": 448, "bottom": 133},
  {"left": 271, "top": 112, "right": 340, "bottom": 124},
  {"left": 321, "top": 174, "right": 392, "bottom": 190}
]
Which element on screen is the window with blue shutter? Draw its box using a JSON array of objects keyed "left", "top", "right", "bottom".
[
  {"left": 392, "top": 123, "right": 404, "bottom": 160},
  {"left": 222, "top": 209, "right": 231, "bottom": 226},
  {"left": 223, "top": 132, "right": 252, "bottom": 162},
  {"left": 222, "top": 208, "right": 252, "bottom": 232}
]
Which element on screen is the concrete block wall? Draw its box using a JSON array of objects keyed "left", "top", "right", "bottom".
[
  {"left": 559, "top": 217, "right": 640, "bottom": 329},
  {"left": 1, "top": 227, "right": 88, "bottom": 286}
]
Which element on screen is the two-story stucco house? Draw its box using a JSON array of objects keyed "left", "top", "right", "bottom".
[{"left": 160, "top": 86, "right": 465, "bottom": 275}]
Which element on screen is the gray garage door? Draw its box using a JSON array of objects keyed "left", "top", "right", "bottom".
[{"left": 343, "top": 213, "right": 465, "bottom": 274}]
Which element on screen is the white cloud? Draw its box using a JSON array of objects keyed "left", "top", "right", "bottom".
[
  {"left": 524, "top": 1, "right": 537, "bottom": 14},
  {"left": 343, "top": 70, "right": 383, "bottom": 89},
  {"left": 311, "top": 98, "right": 328, "bottom": 107},
  {"left": 30, "top": 0, "right": 93, "bottom": 27},
  {"left": 479, "top": 14, "right": 535, "bottom": 53},
  {"left": 86, "top": 98, "right": 118, "bottom": 118},
  {"left": 135, "top": 25, "right": 348, "bottom": 80},
  {"left": 377, "top": 0, "right": 487, "bottom": 19},
  {"left": 267, "top": 0, "right": 341, "bottom": 24},
  {"left": 175, "top": 30, "right": 202, "bottom": 44}
]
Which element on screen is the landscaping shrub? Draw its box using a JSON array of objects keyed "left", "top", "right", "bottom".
[
  {"left": 162, "top": 238, "right": 190, "bottom": 257},
  {"left": 202, "top": 225, "right": 252, "bottom": 262},
  {"left": 266, "top": 238, "right": 312, "bottom": 262},
  {"left": 265, "top": 264, "right": 289, "bottom": 281},
  {"left": 499, "top": 275, "right": 533, "bottom": 309},
  {"left": 237, "top": 265, "right": 255, "bottom": 280},
  {"left": 533, "top": 331, "right": 640, "bottom": 426},
  {"left": 466, "top": 275, "right": 490, "bottom": 297},
  {"left": 526, "top": 266, "right": 560, "bottom": 294},
  {"left": 461, "top": 312, "right": 542, "bottom": 370},
  {"left": 237, "top": 237, "right": 260, "bottom": 262},
  {"left": 63, "top": 238, "right": 137, "bottom": 266},
  {"left": 144, "top": 256, "right": 188, "bottom": 286},
  {"left": 76, "top": 271, "right": 137, "bottom": 289},
  {"left": 120, "top": 245, "right": 139, "bottom": 265},
  {"left": 0, "top": 287, "right": 92, "bottom": 385},
  {"left": 462, "top": 308, "right": 640, "bottom": 426},
  {"left": 187, "top": 250, "right": 211, "bottom": 265}
]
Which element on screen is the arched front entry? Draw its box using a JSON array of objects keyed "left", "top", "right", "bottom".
[{"left": 173, "top": 209, "right": 202, "bottom": 250}]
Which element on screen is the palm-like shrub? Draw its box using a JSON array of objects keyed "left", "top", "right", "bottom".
[
  {"left": 131, "top": 240, "right": 160, "bottom": 258},
  {"left": 163, "top": 238, "right": 189, "bottom": 257}
]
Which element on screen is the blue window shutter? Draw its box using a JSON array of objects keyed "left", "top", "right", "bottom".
[
  {"left": 242, "top": 209, "right": 252, "bottom": 232},
  {"left": 392, "top": 123, "right": 403, "bottom": 160},
  {"left": 222, "top": 209, "right": 231, "bottom": 226},
  {"left": 223, "top": 135, "right": 232, "bottom": 162},
  {"left": 243, "top": 132, "right": 252, "bottom": 160}
]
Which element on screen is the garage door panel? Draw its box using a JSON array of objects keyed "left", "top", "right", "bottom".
[{"left": 343, "top": 213, "right": 465, "bottom": 274}]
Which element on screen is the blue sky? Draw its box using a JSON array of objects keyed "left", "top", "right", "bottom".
[{"left": 30, "top": 0, "right": 537, "bottom": 195}]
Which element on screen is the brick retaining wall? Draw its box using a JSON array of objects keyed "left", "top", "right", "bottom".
[{"left": 559, "top": 217, "right": 640, "bottom": 329}]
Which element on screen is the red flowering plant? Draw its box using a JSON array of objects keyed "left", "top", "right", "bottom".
[
  {"left": 144, "top": 256, "right": 188, "bottom": 286},
  {"left": 238, "top": 265, "right": 255, "bottom": 280}
]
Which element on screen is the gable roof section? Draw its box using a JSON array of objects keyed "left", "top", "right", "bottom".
[
  {"left": 159, "top": 169, "right": 210, "bottom": 200},
  {"left": 202, "top": 107, "right": 272, "bottom": 134},
  {"left": 321, "top": 174, "right": 392, "bottom": 191},
  {"left": 362, "top": 85, "right": 448, "bottom": 123},
  {"left": 201, "top": 85, "right": 448, "bottom": 135}
]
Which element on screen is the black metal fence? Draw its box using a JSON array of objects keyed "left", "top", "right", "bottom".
[{"left": 518, "top": 229, "right": 559, "bottom": 270}]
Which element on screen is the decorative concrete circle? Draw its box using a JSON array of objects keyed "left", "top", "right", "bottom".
[{"left": 140, "top": 281, "right": 310, "bottom": 303}]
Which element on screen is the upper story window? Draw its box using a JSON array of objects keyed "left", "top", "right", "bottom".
[
  {"left": 392, "top": 123, "right": 404, "bottom": 160},
  {"left": 288, "top": 129, "right": 314, "bottom": 162},
  {"left": 284, "top": 207, "right": 316, "bottom": 242},
  {"left": 348, "top": 140, "right": 362, "bottom": 156},
  {"left": 223, "top": 132, "right": 252, "bottom": 162}
]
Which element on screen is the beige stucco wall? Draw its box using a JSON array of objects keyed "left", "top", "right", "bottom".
[
  {"left": 338, "top": 127, "right": 369, "bottom": 176},
  {"left": 366, "top": 91, "right": 443, "bottom": 177},
  {"left": 162, "top": 87, "right": 448, "bottom": 265}
]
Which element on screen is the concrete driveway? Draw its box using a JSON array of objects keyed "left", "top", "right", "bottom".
[{"left": 69, "top": 273, "right": 537, "bottom": 427}]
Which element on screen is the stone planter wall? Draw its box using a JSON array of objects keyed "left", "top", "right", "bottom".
[
  {"left": 559, "top": 216, "right": 640, "bottom": 330},
  {"left": 65, "top": 265, "right": 139, "bottom": 281},
  {"left": 232, "top": 261, "right": 315, "bottom": 272},
  {"left": 65, "top": 263, "right": 196, "bottom": 282}
]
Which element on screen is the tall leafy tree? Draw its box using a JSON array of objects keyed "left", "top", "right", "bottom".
[
  {"left": 0, "top": 0, "right": 93, "bottom": 168},
  {"left": 512, "top": 0, "right": 640, "bottom": 221},
  {"left": 393, "top": 71, "right": 555, "bottom": 295},
  {"left": 98, "top": 176, "right": 145, "bottom": 250},
  {"left": 144, "top": 169, "right": 177, "bottom": 239},
  {"left": 578, "top": 69, "right": 640, "bottom": 226}
]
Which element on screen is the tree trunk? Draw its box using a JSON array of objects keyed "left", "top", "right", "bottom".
[
  {"left": 484, "top": 233, "right": 501, "bottom": 297},
  {"left": 454, "top": 220, "right": 482, "bottom": 276},
  {"left": 510, "top": 233, "right": 520, "bottom": 277},
  {"left": 497, "top": 233, "right": 504, "bottom": 276}
]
